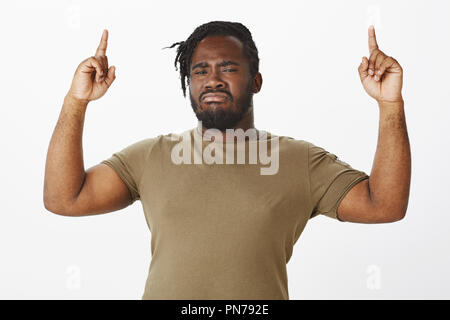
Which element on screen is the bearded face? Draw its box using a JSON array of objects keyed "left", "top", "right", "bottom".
[
  {"left": 188, "top": 35, "right": 258, "bottom": 131},
  {"left": 189, "top": 78, "right": 254, "bottom": 131}
]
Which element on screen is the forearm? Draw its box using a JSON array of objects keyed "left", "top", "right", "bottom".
[
  {"left": 368, "top": 100, "right": 411, "bottom": 219},
  {"left": 43, "top": 94, "right": 88, "bottom": 212}
]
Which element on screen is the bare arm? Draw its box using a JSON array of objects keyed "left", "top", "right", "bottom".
[
  {"left": 43, "top": 95, "right": 88, "bottom": 213},
  {"left": 337, "top": 26, "right": 411, "bottom": 223},
  {"left": 337, "top": 100, "right": 410, "bottom": 223},
  {"left": 43, "top": 96, "right": 131, "bottom": 216},
  {"left": 43, "top": 30, "right": 131, "bottom": 216}
]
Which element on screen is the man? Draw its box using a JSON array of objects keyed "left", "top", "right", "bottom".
[{"left": 43, "top": 21, "right": 411, "bottom": 299}]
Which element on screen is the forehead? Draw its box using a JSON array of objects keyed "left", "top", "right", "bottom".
[{"left": 191, "top": 35, "right": 245, "bottom": 65}]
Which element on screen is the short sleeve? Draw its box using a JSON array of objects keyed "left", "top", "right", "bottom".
[
  {"left": 308, "top": 142, "right": 369, "bottom": 221},
  {"left": 101, "top": 137, "right": 159, "bottom": 205}
]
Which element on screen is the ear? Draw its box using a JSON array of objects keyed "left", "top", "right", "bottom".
[{"left": 252, "top": 72, "right": 263, "bottom": 93}]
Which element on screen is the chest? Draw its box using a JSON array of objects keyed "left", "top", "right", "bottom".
[{"left": 141, "top": 161, "right": 310, "bottom": 239}]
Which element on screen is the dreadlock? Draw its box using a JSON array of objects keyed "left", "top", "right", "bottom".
[{"left": 162, "top": 21, "right": 260, "bottom": 98}]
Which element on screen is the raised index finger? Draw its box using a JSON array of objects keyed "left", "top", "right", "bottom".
[
  {"left": 368, "top": 25, "right": 378, "bottom": 54},
  {"left": 95, "top": 29, "right": 108, "bottom": 56}
]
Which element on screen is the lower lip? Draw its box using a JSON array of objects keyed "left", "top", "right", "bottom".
[{"left": 203, "top": 96, "right": 228, "bottom": 102}]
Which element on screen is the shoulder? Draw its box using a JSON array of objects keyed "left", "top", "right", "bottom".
[
  {"left": 264, "top": 132, "right": 344, "bottom": 166},
  {"left": 274, "top": 136, "right": 339, "bottom": 162},
  {"left": 113, "top": 135, "right": 166, "bottom": 163},
  {"left": 124, "top": 135, "right": 163, "bottom": 152},
  {"left": 266, "top": 130, "right": 312, "bottom": 153},
  {"left": 129, "top": 129, "right": 191, "bottom": 149}
]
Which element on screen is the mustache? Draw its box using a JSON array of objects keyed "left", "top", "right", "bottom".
[{"left": 200, "top": 90, "right": 233, "bottom": 101}]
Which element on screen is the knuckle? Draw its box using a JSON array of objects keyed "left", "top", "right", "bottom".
[
  {"left": 371, "top": 51, "right": 381, "bottom": 59},
  {"left": 89, "top": 56, "right": 100, "bottom": 65},
  {"left": 376, "top": 57, "right": 384, "bottom": 67}
]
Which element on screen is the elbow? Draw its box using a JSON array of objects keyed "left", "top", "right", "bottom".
[
  {"left": 43, "top": 193, "right": 55, "bottom": 213},
  {"left": 376, "top": 206, "right": 407, "bottom": 223},
  {"left": 396, "top": 207, "right": 408, "bottom": 221},
  {"left": 43, "top": 182, "right": 63, "bottom": 215},
  {"left": 43, "top": 198, "right": 63, "bottom": 215},
  {"left": 44, "top": 204, "right": 74, "bottom": 216},
  {"left": 43, "top": 194, "right": 74, "bottom": 216},
  {"left": 397, "top": 206, "right": 408, "bottom": 221},
  {"left": 387, "top": 211, "right": 406, "bottom": 222}
]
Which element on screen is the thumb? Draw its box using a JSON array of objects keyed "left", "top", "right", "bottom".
[
  {"left": 358, "top": 56, "right": 369, "bottom": 82},
  {"left": 104, "top": 65, "right": 116, "bottom": 87}
]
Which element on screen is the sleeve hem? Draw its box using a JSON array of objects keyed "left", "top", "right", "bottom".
[
  {"left": 322, "top": 172, "right": 369, "bottom": 221},
  {"left": 101, "top": 159, "right": 139, "bottom": 205}
]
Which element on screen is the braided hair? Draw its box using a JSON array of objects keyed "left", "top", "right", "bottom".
[{"left": 163, "top": 21, "right": 260, "bottom": 98}]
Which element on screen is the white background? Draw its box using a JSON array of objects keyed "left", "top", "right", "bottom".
[{"left": 0, "top": 0, "right": 448, "bottom": 299}]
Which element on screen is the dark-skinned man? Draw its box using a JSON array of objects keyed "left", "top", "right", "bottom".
[{"left": 44, "top": 21, "right": 410, "bottom": 299}]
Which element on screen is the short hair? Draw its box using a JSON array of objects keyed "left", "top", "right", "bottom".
[{"left": 163, "top": 21, "right": 260, "bottom": 97}]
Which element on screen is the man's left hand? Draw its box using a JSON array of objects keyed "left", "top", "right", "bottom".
[{"left": 358, "top": 25, "right": 403, "bottom": 103}]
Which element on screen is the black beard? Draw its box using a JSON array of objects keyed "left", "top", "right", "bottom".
[{"left": 189, "top": 82, "right": 253, "bottom": 131}]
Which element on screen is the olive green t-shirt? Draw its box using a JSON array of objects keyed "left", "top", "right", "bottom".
[{"left": 101, "top": 127, "right": 369, "bottom": 300}]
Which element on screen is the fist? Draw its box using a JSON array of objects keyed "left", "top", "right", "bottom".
[{"left": 67, "top": 29, "right": 116, "bottom": 103}]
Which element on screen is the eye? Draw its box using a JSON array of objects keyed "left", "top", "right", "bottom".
[{"left": 194, "top": 69, "right": 237, "bottom": 75}]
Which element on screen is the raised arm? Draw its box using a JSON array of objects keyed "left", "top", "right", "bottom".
[
  {"left": 43, "top": 30, "right": 131, "bottom": 216},
  {"left": 337, "top": 26, "right": 411, "bottom": 223}
]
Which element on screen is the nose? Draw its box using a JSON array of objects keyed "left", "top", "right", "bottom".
[{"left": 204, "top": 69, "right": 226, "bottom": 90}]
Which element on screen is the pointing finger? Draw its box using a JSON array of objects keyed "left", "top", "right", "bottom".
[
  {"left": 95, "top": 29, "right": 108, "bottom": 57},
  {"left": 368, "top": 25, "right": 378, "bottom": 54}
]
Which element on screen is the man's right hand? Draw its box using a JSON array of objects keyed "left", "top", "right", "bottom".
[
  {"left": 44, "top": 29, "right": 132, "bottom": 216},
  {"left": 67, "top": 29, "right": 116, "bottom": 104}
]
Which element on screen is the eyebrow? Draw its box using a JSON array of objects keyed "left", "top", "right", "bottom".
[{"left": 191, "top": 60, "right": 240, "bottom": 71}]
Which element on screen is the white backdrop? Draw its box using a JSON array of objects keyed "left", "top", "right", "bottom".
[{"left": 0, "top": 0, "right": 448, "bottom": 299}]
